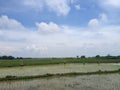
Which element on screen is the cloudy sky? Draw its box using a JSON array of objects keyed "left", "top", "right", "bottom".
[{"left": 0, "top": 0, "right": 120, "bottom": 57}]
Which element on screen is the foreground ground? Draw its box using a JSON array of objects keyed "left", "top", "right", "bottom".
[
  {"left": 0, "top": 59, "right": 120, "bottom": 90},
  {"left": 0, "top": 74, "right": 120, "bottom": 90}
]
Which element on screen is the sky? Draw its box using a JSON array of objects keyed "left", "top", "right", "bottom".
[{"left": 0, "top": 0, "right": 120, "bottom": 57}]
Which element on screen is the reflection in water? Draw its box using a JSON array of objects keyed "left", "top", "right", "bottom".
[{"left": 0, "top": 74, "right": 120, "bottom": 90}]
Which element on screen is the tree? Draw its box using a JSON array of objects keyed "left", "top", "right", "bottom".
[
  {"left": 81, "top": 55, "right": 86, "bottom": 59},
  {"left": 8, "top": 56, "right": 15, "bottom": 59},
  {"left": 2, "top": 55, "right": 8, "bottom": 59},
  {"left": 17, "top": 57, "right": 23, "bottom": 59},
  {"left": 0, "top": 55, "right": 15, "bottom": 60},
  {"left": 96, "top": 55, "right": 100, "bottom": 58},
  {"left": 76, "top": 55, "right": 79, "bottom": 59}
]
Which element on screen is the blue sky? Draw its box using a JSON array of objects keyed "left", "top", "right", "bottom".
[{"left": 0, "top": 0, "right": 120, "bottom": 57}]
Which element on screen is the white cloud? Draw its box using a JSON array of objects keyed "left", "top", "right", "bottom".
[
  {"left": 23, "top": 0, "right": 71, "bottom": 16},
  {"left": 88, "top": 13, "right": 108, "bottom": 27},
  {"left": 75, "top": 4, "right": 80, "bottom": 10},
  {"left": 0, "top": 15, "right": 120, "bottom": 57},
  {"left": 0, "top": 15, "right": 26, "bottom": 30},
  {"left": 100, "top": 0, "right": 120, "bottom": 8},
  {"left": 45, "top": 0, "right": 71, "bottom": 16},
  {"left": 36, "top": 22, "right": 61, "bottom": 34},
  {"left": 88, "top": 19, "right": 99, "bottom": 27},
  {"left": 97, "top": 0, "right": 120, "bottom": 17},
  {"left": 26, "top": 44, "right": 48, "bottom": 52},
  {"left": 93, "top": 0, "right": 120, "bottom": 25}
]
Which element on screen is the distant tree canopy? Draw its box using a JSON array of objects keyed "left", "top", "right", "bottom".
[
  {"left": 76, "top": 55, "right": 79, "bottom": 59},
  {"left": 0, "top": 54, "right": 120, "bottom": 60},
  {"left": 81, "top": 55, "right": 86, "bottom": 59},
  {"left": 0, "top": 55, "right": 15, "bottom": 60},
  {"left": 95, "top": 55, "right": 100, "bottom": 58},
  {"left": 16, "top": 57, "right": 23, "bottom": 59},
  {"left": 94, "top": 54, "right": 120, "bottom": 59},
  {"left": 0, "top": 55, "right": 25, "bottom": 60}
]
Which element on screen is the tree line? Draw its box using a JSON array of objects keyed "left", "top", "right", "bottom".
[
  {"left": 0, "top": 56, "right": 23, "bottom": 60},
  {"left": 77, "top": 54, "right": 120, "bottom": 59},
  {"left": 0, "top": 54, "right": 120, "bottom": 60}
]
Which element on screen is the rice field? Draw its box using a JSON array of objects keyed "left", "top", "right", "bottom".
[
  {"left": 0, "top": 63, "right": 120, "bottom": 78},
  {"left": 0, "top": 58, "right": 120, "bottom": 67},
  {"left": 0, "top": 74, "right": 120, "bottom": 90}
]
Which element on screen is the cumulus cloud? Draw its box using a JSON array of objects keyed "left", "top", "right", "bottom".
[
  {"left": 0, "top": 15, "right": 26, "bottom": 30},
  {"left": 88, "top": 19, "right": 99, "bottom": 27},
  {"left": 0, "top": 15, "right": 29, "bottom": 44},
  {"left": 23, "top": 0, "right": 71, "bottom": 16},
  {"left": 36, "top": 22, "right": 62, "bottom": 34},
  {"left": 88, "top": 13, "right": 108, "bottom": 27}
]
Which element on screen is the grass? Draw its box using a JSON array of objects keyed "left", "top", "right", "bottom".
[
  {"left": 0, "top": 69, "right": 119, "bottom": 81},
  {"left": 0, "top": 58, "right": 120, "bottom": 67}
]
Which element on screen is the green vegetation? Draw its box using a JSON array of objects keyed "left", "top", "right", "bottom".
[{"left": 0, "top": 58, "right": 120, "bottom": 67}]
